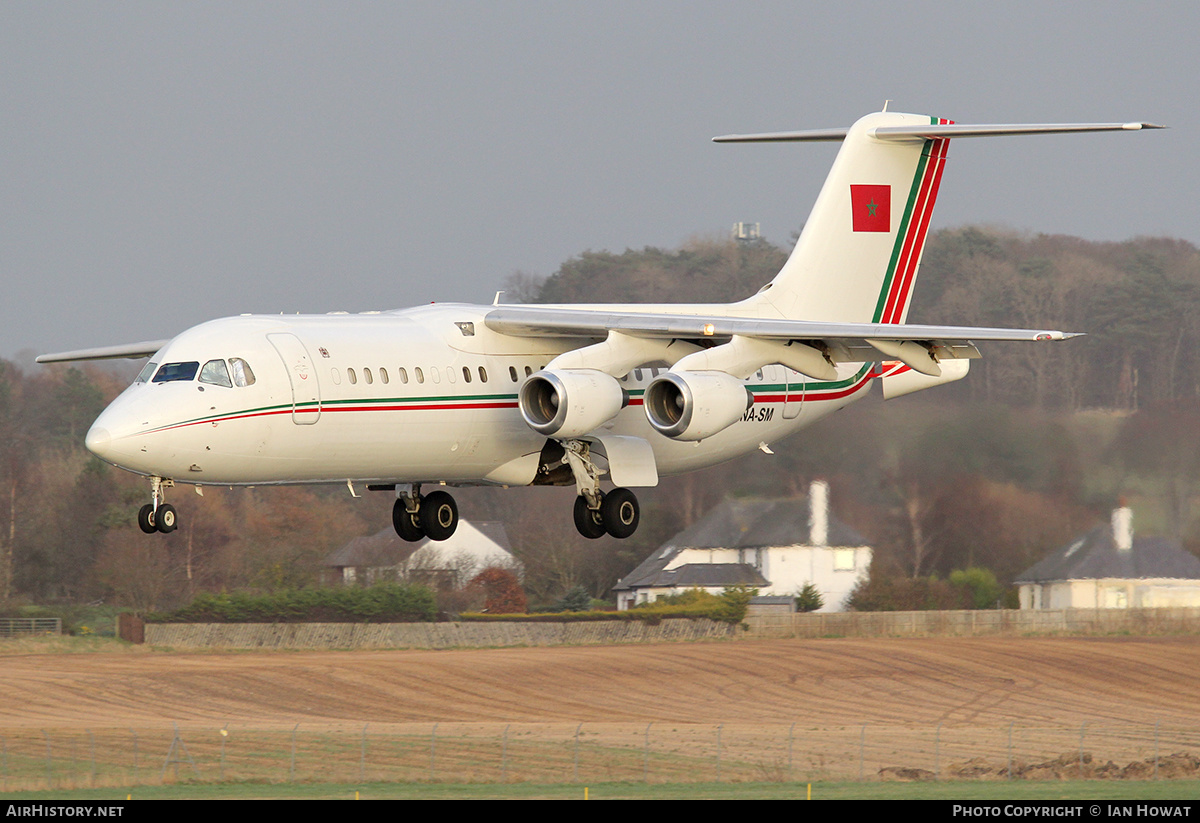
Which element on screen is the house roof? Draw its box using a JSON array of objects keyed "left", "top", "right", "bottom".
[
  {"left": 642, "top": 563, "right": 770, "bottom": 589},
  {"left": 324, "top": 520, "right": 513, "bottom": 569},
  {"left": 1014, "top": 525, "right": 1200, "bottom": 584},
  {"left": 663, "top": 497, "right": 867, "bottom": 551},
  {"left": 613, "top": 495, "right": 868, "bottom": 592}
]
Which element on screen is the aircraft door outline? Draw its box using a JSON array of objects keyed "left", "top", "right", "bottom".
[{"left": 268, "top": 333, "right": 322, "bottom": 425}]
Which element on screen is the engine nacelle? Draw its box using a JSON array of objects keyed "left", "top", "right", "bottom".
[
  {"left": 519, "top": 369, "right": 627, "bottom": 438},
  {"left": 643, "top": 371, "right": 754, "bottom": 441}
]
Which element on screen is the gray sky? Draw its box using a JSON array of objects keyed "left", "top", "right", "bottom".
[{"left": 3, "top": 1, "right": 1194, "bottom": 359}]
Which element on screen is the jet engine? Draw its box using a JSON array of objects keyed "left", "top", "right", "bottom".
[
  {"left": 519, "top": 369, "right": 627, "bottom": 438},
  {"left": 643, "top": 371, "right": 754, "bottom": 441}
]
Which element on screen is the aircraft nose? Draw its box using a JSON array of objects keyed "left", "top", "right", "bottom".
[{"left": 85, "top": 424, "right": 112, "bottom": 458}]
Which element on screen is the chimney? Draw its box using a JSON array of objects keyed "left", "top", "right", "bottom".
[
  {"left": 809, "top": 480, "right": 829, "bottom": 547},
  {"left": 1112, "top": 506, "right": 1133, "bottom": 552}
]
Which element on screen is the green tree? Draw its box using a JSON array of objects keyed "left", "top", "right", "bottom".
[
  {"left": 553, "top": 585, "right": 592, "bottom": 612},
  {"left": 795, "top": 582, "right": 824, "bottom": 613},
  {"left": 948, "top": 567, "right": 1004, "bottom": 610}
]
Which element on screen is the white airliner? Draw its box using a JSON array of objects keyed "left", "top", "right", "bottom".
[{"left": 39, "top": 110, "right": 1161, "bottom": 542}]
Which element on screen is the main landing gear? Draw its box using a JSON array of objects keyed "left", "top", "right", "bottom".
[
  {"left": 392, "top": 484, "right": 460, "bottom": 542},
  {"left": 137, "top": 476, "right": 178, "bottom": 535},
  {"left": 562, "top": 440, "right": 640, "bottom": 540}
]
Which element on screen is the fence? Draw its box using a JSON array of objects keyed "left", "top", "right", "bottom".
[
  {"left": 3, "top": 722, "right": 1198, "bottom": 790},
  {"left": 141, "top": 618, "right": 736, "bottom": 649},
  {"left": 0, "top": 618, "right": 60, "bottom": 638},
  {"left": 745, "top": 607, "right": 1200, "bottom": 639},
  {"left": 132, "top": 609, "right": 1200, "bottom": 650}
]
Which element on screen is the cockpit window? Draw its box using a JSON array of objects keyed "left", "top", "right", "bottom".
[
  {"left": 199, "top": 359, "right": 233, "bottom": 388},
  {"left": 230, "top": 358, "right": 255, "bottom": 387},
  {"left": 152, "top": 362, "right": 200, "bottom": 383},
  {"left": 135, "top": 361, "right": 158, "bottom": 383}
]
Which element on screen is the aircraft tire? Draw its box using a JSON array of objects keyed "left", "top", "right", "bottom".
[
  {"left": 420, "top": 491, "right": 458, "bottom": 541},
  {"left": 156, "top": 504, "right": 178, "bottom": 534},
  {"left": 137, "top": 504, "right": 157, "bottom": 535},
  {"left": 392, "top": 498, "right": 425, "bottom": 542},
  {"left": 573, "top": 494, "right": 606, "bottom": 540},
  {"left": 601, "top": 487, "right": 639, "bottom": 539}
]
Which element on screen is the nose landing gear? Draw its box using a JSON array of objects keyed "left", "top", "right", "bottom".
[
  {"left": 137, "top": 477, "right": 178, "bottom": 534},
  {"left": 391, "top": 484, "right": 460, "bottom": 542}
]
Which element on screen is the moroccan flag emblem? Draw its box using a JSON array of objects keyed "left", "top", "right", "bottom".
[{"left": 850, "top": 184, "right": 891, "bottom": 232}]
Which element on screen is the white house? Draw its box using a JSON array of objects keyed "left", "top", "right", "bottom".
[
  {"left": 612, "top": 481, "right": 871, "bottom": 612},
  {"left": 1015, "top": 507, "right": 1200, "bottom": 609},
  {"left": 324, "top": 520, "right": 517, "bottom": 588}
]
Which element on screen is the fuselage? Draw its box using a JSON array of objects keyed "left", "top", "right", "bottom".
[{"left": 85, "top": 303, "right": 876, "bottom": 487}]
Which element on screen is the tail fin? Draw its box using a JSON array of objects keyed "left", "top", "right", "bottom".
[
  {"left": 724, "top": 113, "right": 1163, "bottom": 325},
  {"left": 737, "top": 111, "right": 951, "bottom": 324}
]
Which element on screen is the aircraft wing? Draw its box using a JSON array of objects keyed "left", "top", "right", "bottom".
[
  {"left": 485, "top": 306, "right": 1079, "bottom": 378},
  {"left": 36, "top": 340, "right": 170, "bottom": 364},
  {"left": 485, "top": 306, "right": 1075, "bottom": 343}
]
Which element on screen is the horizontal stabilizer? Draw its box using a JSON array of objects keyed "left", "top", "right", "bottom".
[{"left": 714, "top": 121, "right": 1165, "bottom": 143}]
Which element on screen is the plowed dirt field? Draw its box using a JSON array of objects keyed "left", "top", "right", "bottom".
[{"left": 3, "top": 636, "right": 1199, "bottom": 729}]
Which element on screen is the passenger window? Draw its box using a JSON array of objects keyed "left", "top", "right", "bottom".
[
  {"left": 446, "top": 366, "right": 456, "bottom": 384},
  {"left": 380, "top": 368, "right": 389, "bottom": 385},
  {"left": 634, "top": 369, "right": 643, "bottom": 381},
  {"left": 509, "top": 366, "right": 518, "bottom": 382},
  {"left": 479, "top": 366, "right": 487, "bottom": 383},
  {"left": 462, "top": 366, "right": 471, "bottom": 383},
  {"left": 230, "top": 358, "right": 255, "bottom": 387},
  {"left": 348, "top": 368, "right": 358, "bottom": 385},
  {"left": 135, "top": 362, "right": 158, "bottom": 384},
  {"left": 153, "top": 362, "right": 200, "bottom": 383},
  {"left": 430, "top": 367, "right": 440, "bottom": 384},
  {"left": 199, "top": 359, "right": 233, "bottom": 388},
  {"left": 364, "top": 368, "right": 373, "bottom": 385},
  {"left": 399, "top": 367, "right": 409, "bottom": 384},
  {"left": 331, "top": 368, "right": 342, "bottom": 386},
  {"left": 415, "top": 367, "right": 424, "bottom": 384},
  {"left": 524, "top": 366, "right": 532, "bottom": 377}
]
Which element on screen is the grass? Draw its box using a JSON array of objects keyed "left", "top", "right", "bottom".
[
  {"left": 0, "top": 635, "right": 146, "bottom": 655},
  {"left": 5, "top": 779, "right": 1200, "bottom": 800}
]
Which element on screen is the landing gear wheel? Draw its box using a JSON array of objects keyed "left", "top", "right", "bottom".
[
  {"left": 155, "top": 504, "right": 178, "bottom": 534},
  {"left": 392, "top": 497, "right": 425, "bottom": 542},
  {"left": 573, "top": 494, "right": 606, "bottom": 540},
  {"left": 601, "top": 487, "right": 639, "bottom": 539},
  {"left": 137, "top": 504, "right": 157, "bottom": 534},
  {"left": 420, "top": 490, "right": 458, "bottom": 541}
]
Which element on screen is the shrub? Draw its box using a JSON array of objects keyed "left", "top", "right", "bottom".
[
  {"left": 795, "top": 582, "right": 824, "bottom": 613},
  {"left": 145, "top": 582, "right": 437, "bottom": 623},
  {"left": 468, "top": 567, "right": 527, "bottom": 614},
  {"left": 552, "top": 585, "right": 592, "bottom": 612},
  {"left": 846, "top": 575, "right": 969, "bottom": 611}
]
